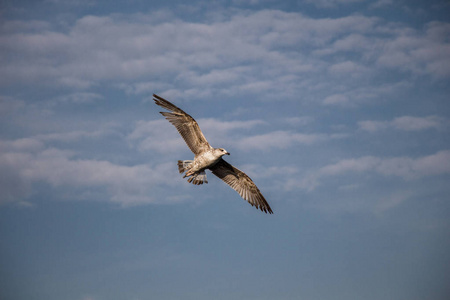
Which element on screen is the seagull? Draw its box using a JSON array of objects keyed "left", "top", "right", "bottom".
[{"left": 154, "top": 94, "right": 273, "bottom": 214}]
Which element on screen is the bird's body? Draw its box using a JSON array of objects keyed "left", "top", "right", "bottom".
[
  {"left": 154, "top": 94, "right": 273, "bottom": 214},
  {"left": 184, "top": 148, "right": 228, "bottom": 176}
]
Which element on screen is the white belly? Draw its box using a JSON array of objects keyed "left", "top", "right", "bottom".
[{"left": 192, "top": 151, "right": 220, "bottom": 172}]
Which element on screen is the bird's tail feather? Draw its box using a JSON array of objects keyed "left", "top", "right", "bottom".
[
  {"left": 187, "top": 171, "right": 208, "bottom": 185},
  {"left": 177, "top": 160, "right": 193, "bottom": 173},
  {"left": 177, "top": 160, "right": 208, "bottom": 185}
]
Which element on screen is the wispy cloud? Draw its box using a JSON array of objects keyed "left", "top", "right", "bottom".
[
  {"left": 323, "top": 94, "right": 351, "bottom": 106},
  {"left": 295, "top": 150, "right": 450, "bottom": 191},
  {"left": 127, "top": 118, "right": 266, "bottom": 153},
  {"left": 374, "top": 190, "right": 414, "bottom": 213},
  {"left": 369, "top": 0, "right": 394, "bottom": 9},
  {"left": 0, "top": 138, "right": 180, "bottom": 206},
  {"left": 52, "top": 92, "right": 104, "bottom": 104},
  {"left": 1, "top": 4, "right": 449, "bottom": 211},
  {"left": 376, "top": 21, "right": 450, "bottom": 78},
  {"left": 129, "top": 115, "right": 328, "bottom": 154},
  {"left": 2, "top": 10, "right": 448, "bottom": 104},
  {"left": 233, "top": 130, "right": 326, "bottom": 151},
  {"left": 359, "top": 115, "right": 448, "bottom": 132},
  {"left": 304, "top": 0, "right": 364, "bottom": 9},
  {"left": 128, "top": 119, "right": 194, "bottom": 153},
  {"left": 35, "top": 128, "right": 117, "bottom": 143},
  {"left": 322, "top": 80, "right": 412, "bottom": 107}
]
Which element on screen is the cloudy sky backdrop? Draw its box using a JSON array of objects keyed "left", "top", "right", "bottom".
[{"left": 1, "top": 0, "right": 450, "bottom": 299}]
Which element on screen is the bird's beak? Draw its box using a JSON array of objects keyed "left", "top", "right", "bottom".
[{"left": 226, "top": 152, "right": 230, "bottom": 155}]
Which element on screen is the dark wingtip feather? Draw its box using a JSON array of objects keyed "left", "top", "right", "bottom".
[{"left": 153, "top": 94, "right": 187, "bottom": 114}]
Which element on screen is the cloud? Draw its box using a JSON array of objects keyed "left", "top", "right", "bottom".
[
  {"left": 283, "top": 116, "right": 315, "bottom": 126},
  {"left": 377, "top": 150, "right": 450, "bottom": 179},
  {"left": 198, "top": 118, "right": 266, "bottom": 133},
  {"left": 127, "top": 117, "right": 266, "bottom": 153},
  {"left": 304, "top": 0, "right": 364, "bottom": 9},
  {"left": 52, "top": 92, "right": 104, "bottom": 104},
  {"left": 376, "top": 21, "right": 450, "bottom": 78},
  {"left": 359, "top": 115, "right": 448, "bottom": 132},
  {"left": 321, "top": 80, "right": 413, "bottom": 107},
  {"left": 1, "top": 6, "right": 449, "bottom": 209},
  {"left": 232, "top": 0, "right": 270, "bottom": 5},
  {"left": 374, "top": 190, "right": 413, "bottom": 213},
  {"left": 128, "top": 112, "right": 330, "bottom": 157},
  {"left": 44, "top": 0, "right": 95, "bottom": 5},
  {"left": 36, "top": 130, "right": 108, "bottom": 143},
  {"left": 78, "top": 295, "right": 98, "bottom": 300},
  {"left": 296, "top": 150, "right": 450, "bottom": 191},
  {"left": 323, "top": 94, "right": 350, "bottom": 106},
  {"left": 315, "top": 20, "right": 450, "bottom": 80},
  {"left": 369, "top": 0, "right": 394, "bottom": 9},
  {"left": 392, "top": 116, "right": 447, "bottom": 131},
  {"left": 233, "top": 130, "right": 326, "bottom": 151},
  {"left": 0, "top": 138, "right": 180, "bottom": 206},
  {"left": 2, "top": 9, "right": 447, "bottom": 105},
  {"left": 127, "top": 119, "right": 187, "bottom": 153},
  {"left": 2, "top": 115, "right": 322, "bottom": 206},
  {"left": 328, "top": 61, "right": 368, "bottom": 76}
]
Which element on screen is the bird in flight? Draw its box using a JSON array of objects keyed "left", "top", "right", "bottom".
[{"left": 154, "top": 94, "right": 273, "bottom": 214}]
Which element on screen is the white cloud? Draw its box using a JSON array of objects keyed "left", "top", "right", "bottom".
[
  {"left": 198, "top": 118, "right": 266, "bottom": 133},
  {"left": 1, "top": 116, "right": 323, "bottom": 206},
  {"left": 127, "top": 119, "right": 187, "bottom": 153},
  {"left": 36, "top": 130, "right": 106, "bottom": 143},
  {"left": 359, "top": 115, "right": 447, "bottom": 132},
  {"left": 304, "top": 0, "right": 364, "bottom": 9},
  {"left": 78, "top": 295, "right": 98, "bottom": 300},
  {"left": 377, "top": 150, "right": 450, "bottom": 179},
  {"left": 369, "top": 0, "right": 394, "bottom": 9},
  {"left": 374, "top": 191, "right": 413, "bottom": 213},
  {"left": 53, "top": 92, "right": 104, "bottom": 104},
  {"left": 322, "top": 80, "right": 414, "bottom": 107},
  {"left": 232, "top": 0, "right": 268, "bottom": 5},
  {"left": 0, "top": 138, "right": 45, "bottom": 152},
  {"left": 314, "top": 34, "right": 368, "bottom": 56},
  {"left": 234, "top": 130, "right": 326, "bottom": 151},
  {"left": 129, "top": 112, "right": 338, "bottom": 156},
  {"left": 3, "top": 9, "right": 447, "bottom": 104},
  {"left": 328, "top": 61, "right": 368, "bottom": 76},
  {"left": 376, "top": 21, "right": 450, "bottom": 78},
  {"left": 283, "top": 116, "right": 315, "bottom": 126},
  {"left": 358, "top": 120, "right": 387, "bottom": 132},
  {"left": 127, "top": 118, "right": 265, "bottom": 153},
  {"left": 0, "top": 138, "right": 180, "bottom": 206},
  {"left": 296, "top": 150, "right": 450, "bottom": 191},
  {"left": 315, "top": 20, "right": 450, "bottom": 81},
  {"left": 392, "top": 116, "right": 446, "bottom": 131},
  {"left": 44, "top": 0, "right": 95, "bottom": 5},
  {"left": 323, "top": 94, "right": 350, "bottom": 106}
]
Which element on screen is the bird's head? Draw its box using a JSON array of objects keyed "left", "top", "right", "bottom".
[{"left": 216, "top": 148, "right": 230, "bottom": 157}]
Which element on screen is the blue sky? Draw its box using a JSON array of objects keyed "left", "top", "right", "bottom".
[{"left": 1, "top": 0, "right": 450, "bottom": 299}]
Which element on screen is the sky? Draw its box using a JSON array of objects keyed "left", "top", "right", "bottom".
[{"left": 1, "top": 0, "right": 450, "bottom": 299}]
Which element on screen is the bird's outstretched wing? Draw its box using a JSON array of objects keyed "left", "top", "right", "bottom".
[
  {"left": 210, "top": 159, "right": 273, "bottom": 214},
  {"left": 153, "top": 94, "right": 211, "bottom": 155}
]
